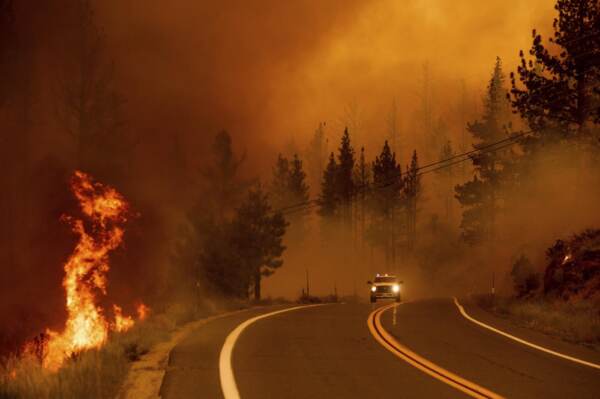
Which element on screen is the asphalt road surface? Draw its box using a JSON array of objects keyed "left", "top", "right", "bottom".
[{"left": 160, "top": 299, "right": 600, "bottom": 398}]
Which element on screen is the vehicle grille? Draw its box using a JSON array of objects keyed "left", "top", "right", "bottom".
[{"left": 376, "top": 286, "right": 392, "bottom": 293}]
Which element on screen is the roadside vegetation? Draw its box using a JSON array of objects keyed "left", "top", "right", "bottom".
[
  {"left": 479, "top": 296, "right": 600, "bottom": 348},
  {"left": 0, "top": 319, "right": 162, "bottom": 399},
  {"left": 0, "top": 299, "right": 249, "bottom": 399},
  {"left": 479, "top": 229, "right": 600, "bottom": 348}
]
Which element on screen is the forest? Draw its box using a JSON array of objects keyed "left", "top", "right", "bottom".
[{"left": 0, "top": 0, "right": 599, "bottom": 371}]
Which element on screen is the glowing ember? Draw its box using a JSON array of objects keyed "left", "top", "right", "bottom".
[
  {"left": 113, "top": 305, "right": 135, "bottom": 333},
  {"left": 40, "top": 171, "right": 138, "bottom": 370},
  {"left": 137, "top": 303, "right": 150, "bottom": 321}
]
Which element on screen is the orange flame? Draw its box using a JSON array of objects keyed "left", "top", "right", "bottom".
[
  {"left": 113, "top": 305, "right": 135, "bottom": 333},
  {"left": 40, "top": 171, "right": 138, "bottom": 370},
  {"left": 136, "top": 303, "right": 150, "bottom": 321}
]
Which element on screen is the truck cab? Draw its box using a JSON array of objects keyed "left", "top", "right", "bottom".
[{"left": 368, "top": 274, "right": 402, "bottom": 303}]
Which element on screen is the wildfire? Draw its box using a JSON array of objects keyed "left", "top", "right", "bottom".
[
  {"left": 34, "top": 171, "right": 146, "bottom": 370},
  {"left": 137, "top": 303, "right": 150, "bottom": 321},
  {"left": 113, "top": 305, "right": 135, "bottom": 333}
]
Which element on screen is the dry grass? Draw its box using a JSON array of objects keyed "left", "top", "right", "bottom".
[
  {"left": 478, "top": 295, "right": 600, "bottom": 348},
  {"left": 0, "top": 303, "right": 199, "bottom": 399}
]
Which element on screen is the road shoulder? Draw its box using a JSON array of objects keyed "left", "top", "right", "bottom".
[
  {"left": 460, "top": 297, "right": 600, "bottom": 366},
  {"left": 118, "top": 308, "right": 250, "bottom": 399}
]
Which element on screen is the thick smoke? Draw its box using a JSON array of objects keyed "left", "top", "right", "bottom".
[{"left": 1, "top": 0, "right": 590, "bottom": 354}]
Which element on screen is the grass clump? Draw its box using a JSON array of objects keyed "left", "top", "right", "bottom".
[
  {"left": 0, "top": 310, "right": 174, "bottom": 399},
  {"left": 478, "top": 295, "right": 600, "bottom": 348}
]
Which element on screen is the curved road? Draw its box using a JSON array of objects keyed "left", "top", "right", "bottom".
[{"left": 160, "top": 299, "right": 600, "bottom": 398}]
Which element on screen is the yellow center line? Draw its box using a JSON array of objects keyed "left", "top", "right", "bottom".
[{"left": 367, "top": 303, "right": 504, "bottom": 399}]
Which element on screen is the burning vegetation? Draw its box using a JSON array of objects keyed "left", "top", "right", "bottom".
[{"left": 24, "top": 171, "right": 146, "bottom": 371}]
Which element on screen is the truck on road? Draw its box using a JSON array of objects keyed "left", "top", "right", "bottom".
[{"left": 368, "top": 274, "right": 402, "bottom": 303}]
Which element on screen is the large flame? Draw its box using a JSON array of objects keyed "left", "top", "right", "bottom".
[{"left": 37, "top": 171, "right": 143, "bottom": 370}]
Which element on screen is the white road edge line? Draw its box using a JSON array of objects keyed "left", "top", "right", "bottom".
[
  {"left": 453, "top": 297, "right": 600, "bottom": 370},
  {"left": 219, "top": 305, "right": 324, "bottom": 399}
]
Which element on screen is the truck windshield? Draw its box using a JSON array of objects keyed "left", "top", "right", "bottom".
[{"left": 374, "top": 276, "right": 397, "bottom": 283}]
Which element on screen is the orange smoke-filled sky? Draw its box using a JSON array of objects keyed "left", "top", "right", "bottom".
[{"left": 95, "top": 0, "right": 556, "bottom": 174}]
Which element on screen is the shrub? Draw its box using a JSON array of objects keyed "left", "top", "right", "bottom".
[{"left": 510, "top": 255, "right": 540, "bottom": 298}]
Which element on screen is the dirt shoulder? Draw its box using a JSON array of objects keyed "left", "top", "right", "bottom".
[{"left": 117, "top": 309, "right": 249, "bottom": 399}]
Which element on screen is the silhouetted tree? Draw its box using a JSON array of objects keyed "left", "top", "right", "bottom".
[
  {"left": 510, "top": 0, "right": 600, "bottom": 147},
  {"left": 318, "top": 152, "right": 338, "bottom": 218},
  {"left": 370, "top": 141, "right": 402, "bottom": 266},
  {"left": 456, "top": 58, "right": 511, "bottom": 245},
  {"left": 199, "top": 219, "right": 249, "bottom": 298},
  {"left": 269, "top": 154, "right": 291, "bottom": 210},
  {"left": 232, "top": 185, "right": 287, "bottom": 300},
  {"left": 56, "top": 0, "right": 132, "bottom": 182},
  {"left": 203, "top": 130, "right": 248, "bottom": 220},
  {"left": 404, "top": 150, "right": 421, "bottom": 250},
  {"left": 511, "top": 255, "right": 540, "bottom": 298},
  {"left": 337, "top": 127, "right": 356, "bottom": 207},
  {"left": 271, "top": 153, "right": 309, "bottom": 241},
  {"left": 288, "top": 154, "right": 310, "bottom": 236},
  {"left": 354, "top": 147, "right": 371, "bottom": 250}
]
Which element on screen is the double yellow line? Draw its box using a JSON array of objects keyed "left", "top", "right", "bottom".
[{"left": 367, "top": 303, "right": 504, "bottom": 399}]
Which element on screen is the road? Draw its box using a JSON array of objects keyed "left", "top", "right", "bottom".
[{"left": 159, "top": 299, "right": 600, "bottom": 398}]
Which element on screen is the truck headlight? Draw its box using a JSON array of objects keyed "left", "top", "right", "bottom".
[
  {"left": 392, "top": 284, "right": 400, "bottom": 293},
  {"left": 371, "top": 286, "right": 376, "bottom": 292}
]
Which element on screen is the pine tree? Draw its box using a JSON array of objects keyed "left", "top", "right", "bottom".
[
  {"left": 270, "top": 154, "right": 291, "bottom": 210},
  {"left": 318, "top": 152, "right": 339, "bottom": 218},
  {"left": 232, "top": 185, "right": 287, "bottom": 300},
  {"left": 288, "top": 154, "right": 310, "bottom": 240},
  {"left": 404, "top": 150, "right": 421, "bottom": 250},
  {"left": 203, "top": 130, "right": 247, "bottom": 221},
  {"left": 510, "top": 0, "right": 600, "bottom": 146},
  {"left": 370, "top": 141, "right": 402, "bottom": 266},
  {"left": 354, "top": 147, "right": 371, "bottom": 253},
  {"left": 337, "top": 127, "right": 356, "bottom": 205},
  {"left": 289, "top": 154, "right": 310, "bottom": 206},
  {"left": 57, "top": 0, "right": 133, "bottom": 182},
  {"left": 456, "top": 58, "right": 510, "bottom": 245}
]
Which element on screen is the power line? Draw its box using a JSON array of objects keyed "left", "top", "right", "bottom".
[{"left": 278, "top": 130, "right": 530, "bottom": 217}]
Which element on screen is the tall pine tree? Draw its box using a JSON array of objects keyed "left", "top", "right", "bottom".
[
  {"left": 370, "top": 141, "right": 403, "bottom": 267},
  {"left": 354, "top": 147, "right": 371, "bottom": 250},
  {"left": 288, "top": 154, "right": 310, "bottom": 240},
  {"left": 232, "top": 185, "right": 287, "bottom": 300},
  {"left": 270, "top": 154, "right": 291, "bottom": 210},
  {"left": 318, "top": 152, "right": 339, "bottom": 218},
  {"left": 337, "top": 127, "right": 356, "bottom": 206},
  {"left": 404, "top": 150, "right": 421, "bottom": 251},
  {"left": 456, "top": 58, "right": 511, "bottom": 245},
  {"left": 510, "top": 0, "right": 600, "bottom": 147}
]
